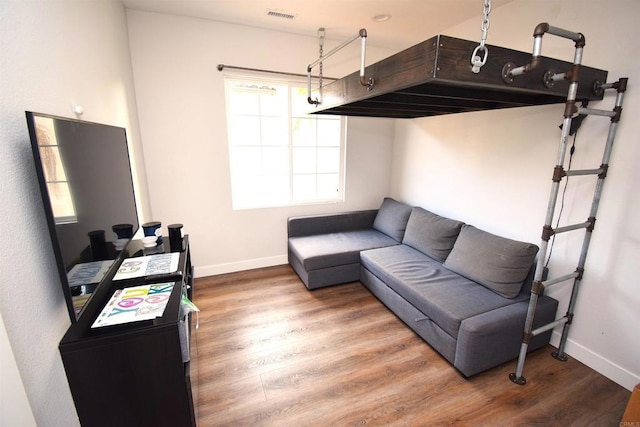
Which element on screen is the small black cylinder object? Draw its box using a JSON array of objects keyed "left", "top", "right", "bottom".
[
  {"left": 142, "top": 221, "right": 162, "bottom": 243},
  {"left": 112, "top": 223, "right": 134, "bottom": 239},
  {"left": 88, "top": 230, "right": 107, "bottom": 260},
  {"left": 168, "top": 223, "right": 184, "bottom": 252}
]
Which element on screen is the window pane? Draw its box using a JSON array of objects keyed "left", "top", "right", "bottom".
[
  {"left": 35, "top": 117, "right": 57, "bottom": 147},
  {"left": 318, "top": 118, "right": 341, "bottom": 146},
  {"left": 292, "top": 117, "right": 316, "bottom": 147},
  {"left": 38, "top": 146, "right": 68, "bottom": 182},
  {"left": 228, "top": 87, "right": 260, "bottom": 115},
  {"left": 47, "top": 182, "right": 76, "bottom": 218},
  {"left": 260, "top": 174, "right": 289, "bottom": 203},
  {"left": 317, "top": 147, "right": 340, "bottom": 173},
  {"left": 292, "top": 174, "right": 316, "bottom": 201},
  {"left": 231, "top": 147, "right": 261, "bottom": 177},
  {"left": 262, "top": 146, "right": 289, "bottom": 174},
  {"left": 230, "top": 116, "right": 260, "bottom": 146},
  {"left": 261, "top": 117, "right": 286, "bottom": 146},
  {"left": 235, "top": 173, "right": 289, "bottom": 209},
  {"left": 292, "top": 147, "right": 316, "bottom": 174},
  {"left": 317, "top": 173, "right": 339, "bottom": 198},
  {"left": 260, "top": 84, "right": 287, "bottom": 113},
  {"left": 231, "top": 171, "right": 289, "bottom": 209}
]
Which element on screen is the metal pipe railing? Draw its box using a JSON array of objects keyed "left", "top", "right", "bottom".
[
  {"left": 307, "top": 29, "right": 374, "bottom": 105},
  {"left": 217, "top": 64, "right": 336, "bottom": 81},
  {"left": 502, "top": 23, "right": 585, "bottom": 83}
]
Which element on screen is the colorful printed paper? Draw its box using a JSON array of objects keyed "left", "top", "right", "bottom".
[
  {"left": 91, "top": 283, "right": 174, "bottom": 328},
  {"left": 112, "top": 253, "right": 179, "bottom": 281}
]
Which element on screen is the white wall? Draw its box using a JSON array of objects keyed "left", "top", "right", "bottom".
[
  {"left": 126, "top": 11, "right": 396, "bottom": 276},
  {"left": 0, "top": 313, "right": 36, "bottom": 426},
  {"left": 390, "top": 0, "right": 639, "bottom": 390},
  {"left": 0, "top": 1, "right": 148, "bottom": 424}
]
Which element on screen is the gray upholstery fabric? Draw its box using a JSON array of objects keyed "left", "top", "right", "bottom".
[
  {"left": 289, "top": 230, "right": 398, "bottom": 271},
  {"left": 360, "top": 245, "right": 530, "bottom": 338},
  {"left": 289, "top": 254, "right": 361, "bottom": 290},
  {"left": 443, "top": 225, "right": 538, "bottom": 298},
  {"left": 372, "top": 198, "right": 412, "bottom": 242},
  {"left": 288, "top": 210, "right": 378, "bottom": 238},
  {"left": 402, "top": 207, "right": 464, "bottom": 262},
  {"left": 362, "top": 264, "right": 557, "bottom": 377},
  {"left": 455, "top": 297, "right": 558, "bottom": 377},
  {"left": 287, "top": 210, "right": 401, "bottom": 290},
  {"left": 360, "top": 267, "right": 457, "bottom": 364}
]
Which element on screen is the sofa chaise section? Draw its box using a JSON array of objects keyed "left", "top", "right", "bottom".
[{"left": 288, "top": 198, "right": 412, "bottom": 290}]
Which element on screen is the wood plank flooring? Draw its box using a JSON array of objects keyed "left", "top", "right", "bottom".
[{"left": 192, "top": 265, "right": 630, "bottom": 426}]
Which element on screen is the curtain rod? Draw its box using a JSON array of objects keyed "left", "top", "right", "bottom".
[{"left": 217, "top": 64, "right": 337, "bottom": 81}]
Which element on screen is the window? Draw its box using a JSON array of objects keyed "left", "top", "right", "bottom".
[
  {"left": 225, "top": 76, "right": 345, "bottom": 209},
  {"left": 35, "top": 117, "right": 77, "bottom": 224}
]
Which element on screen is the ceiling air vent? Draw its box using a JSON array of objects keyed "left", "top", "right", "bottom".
[{"left": 266, "top": 9, "right": 297, "bottom": 20}]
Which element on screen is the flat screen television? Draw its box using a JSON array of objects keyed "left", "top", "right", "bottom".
[{"left": 26, "top": 111, "right": 139, "bottom": 323}]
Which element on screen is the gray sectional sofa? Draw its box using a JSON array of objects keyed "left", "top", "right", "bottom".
[{"left": 288, "top": 197, "right": 559, "bottom": 377}]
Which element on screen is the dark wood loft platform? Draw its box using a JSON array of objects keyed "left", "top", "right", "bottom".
[{"left": 309, "top": 35, "right": 608, "bottom": 118}]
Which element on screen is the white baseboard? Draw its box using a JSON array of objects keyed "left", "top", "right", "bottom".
[
  {"left": 193, "top": 255, "right": 288, "bottom": 278},
  {"left": 551, "top": 331, "right": 639, "bottom": 391}
]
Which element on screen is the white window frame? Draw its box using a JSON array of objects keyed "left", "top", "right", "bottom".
[
  {"left": 224, "top": 75, "right": 346, "bottom": 210},
  {"left": 35, "top": 117, "right": 78, "bottom": 224}
]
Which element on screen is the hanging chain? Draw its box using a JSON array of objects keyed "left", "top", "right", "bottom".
[
  {"left": 471, "top": 0, "right": 491, "bottom": 73},
  {"left": 318, "top": 28, "right": 325, "bottom": 89},
  {"left": 480, "top": 0, "right": 491, "bottom": 47}
]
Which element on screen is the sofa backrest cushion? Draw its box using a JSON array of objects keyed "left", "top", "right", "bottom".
[
  {"left": 443, "top": 225, "right": 539, "bottom": 298},
  {"left": 372, "top": 198, "right": 412, "bottom": 242},
  {"left": 402, "top": 207, "right": 465, "bottom": 262}
]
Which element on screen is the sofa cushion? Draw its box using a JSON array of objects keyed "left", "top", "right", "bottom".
[
  {"left": 372, "top": 198, "right": 412, "bottom": 242},
  {"left": 402, "top": 207, "right": 465, "bottom": 262},
  {"left": 360, "top": 245, "right": 529, "bottom": 338},
  {"left": 443, "top": 225, "right": 538, "bottom": 298},
  {"left": 289, "top": 229, "right": 398, "bottom": 271},
  {"left": 288, "top": 210, "right": 378, "bottom": 238}
]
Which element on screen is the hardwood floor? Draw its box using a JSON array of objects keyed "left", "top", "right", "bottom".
[{"left": 192, "top": 265, "right": 630, "bottom": 426}]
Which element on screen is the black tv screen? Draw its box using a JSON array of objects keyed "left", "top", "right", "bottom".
[{"left": 26, "top": 112, "right": 139, "bottom": 322}]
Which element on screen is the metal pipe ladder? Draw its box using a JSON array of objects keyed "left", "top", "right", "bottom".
[{"left": 503, "top": 23, "right": 629, "bottom": 385}]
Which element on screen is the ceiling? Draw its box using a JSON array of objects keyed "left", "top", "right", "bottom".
[{"left": 120, "top": 0, "right": 516, "bottom": 49}]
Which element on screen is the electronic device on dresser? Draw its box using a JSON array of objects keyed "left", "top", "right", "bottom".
[{"left": 26, "top": 111, "right": 139, "bottom": 322}]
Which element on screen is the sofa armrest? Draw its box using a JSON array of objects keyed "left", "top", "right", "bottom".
[
  {"left": 287, "top": 210, "right": 378, "bottom": 238},
  {"left": 454, "top": 296, "right": 558, "bottom": 377}
]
